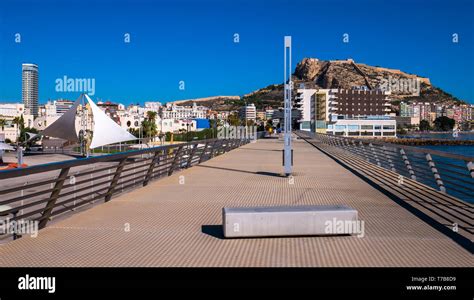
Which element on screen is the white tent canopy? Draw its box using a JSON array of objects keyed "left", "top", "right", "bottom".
[
  {"left": 41, "top": 96, "right": 81, "bottom": 142},
  {"left": 85, "top": 94, "right": 137, "bottom": 149},
  {"left": 41, "top": 94, "right": 137, "bottom": 149}
]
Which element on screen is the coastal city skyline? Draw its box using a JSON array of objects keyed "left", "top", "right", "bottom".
[{"left": 1, "top": 0, "right": 473, "bottom": 104}]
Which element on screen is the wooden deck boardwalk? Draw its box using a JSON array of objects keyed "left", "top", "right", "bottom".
[{"left": 0, "top": 138, "right": 471, "bottom": 267}]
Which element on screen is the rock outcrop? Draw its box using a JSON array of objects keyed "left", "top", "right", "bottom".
[{"left": 293, "top": 57, "right": 462, "bottom": 105}]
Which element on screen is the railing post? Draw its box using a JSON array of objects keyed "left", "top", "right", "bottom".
[
  {"left": 210, "top": 139, "right": 220, "bottom": 158},
  {"left": 348, "top": 139, "right": 360, "bottom": 157},
  {"left": 328, "top": 136, "right": 334, "bottom": 146},
  {"left": 425, "top": 154, "right": 446, "bottom": 193},
  {"left": 221, "top": 140, "right": 229, "bottom": 154},
  {"left": 369, "top": 143, "right": 381, "bottom": 167},
  {"left": 359, "top": 141, "right": 371, "bottom": 162},
  {"left": 467, "top": 161, "right": 474, "bottom": 178},
  {"left": 168, "top": 145, "right": 184, "bottom": 176},
  {"left": 382, "top": 145, "right": 396, "bottom": 172},
  {"left": 400, "top": 149, "right": 416, "bottom": 180},
  {"left": 186, "top": 144, "right": 199, "bottom": 168},
  {"left": 221, "top": 139, "right": 229, "bottom": 153},
  {"left": 143, "top": 151, "right": 160, "bottom": 187},
  {"left": 225, "top": 139, "right": 235, "bottom": 152},
  {"left": 339, "top": 138, "right": 346, "bottom": 148},
  {"left": 105, "top": 158, "right": 127, "bottom": 202},
  {"left": 199, "top": 141, "right": 209, "bottom": 164},
  {"left": 340, "top": 138, "right": 345, "bottom": 148},
  {"left": 343, "top": 139, "right": 352, "bottom": 151},
  {"left": 38, "top": 167, "right": 70, "bottom": 229}
]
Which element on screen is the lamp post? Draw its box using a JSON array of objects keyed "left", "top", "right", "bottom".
[
  {"left": 244, "top": 99, "right": 248, "bottom": 139},
  {"left": 283, "top": 36, "right": 292, "bottom": 176}
]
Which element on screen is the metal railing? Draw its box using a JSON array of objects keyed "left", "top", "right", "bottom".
[
  {"left": 0, "top": 138, "right": 250, "bottom": 240},
  {"left": 297, "top": 131, "right": 473, "bottom": 247},
  {"left": 297, "top": 131, "right": 474, "bottom": 204}
]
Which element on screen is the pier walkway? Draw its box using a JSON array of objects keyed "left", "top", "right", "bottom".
[{"left": 0, "top": 138, "right": 472, "bottom": 267}]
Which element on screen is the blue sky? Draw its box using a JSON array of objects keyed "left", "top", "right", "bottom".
[{"left": 0, "top": 0, "right": 473, "bottom": 105}]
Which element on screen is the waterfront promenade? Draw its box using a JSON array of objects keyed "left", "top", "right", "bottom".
[{"left": 0, "top": 138, "right": 471, "bottom": 267}]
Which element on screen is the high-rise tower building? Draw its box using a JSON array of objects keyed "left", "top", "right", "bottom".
[{"left": 22, "top": 63, "right": 39, "bottom": 117}]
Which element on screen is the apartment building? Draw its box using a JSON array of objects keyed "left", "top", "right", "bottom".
[{"left": 239, "top": 103, "right": 257, "bottom": 122}]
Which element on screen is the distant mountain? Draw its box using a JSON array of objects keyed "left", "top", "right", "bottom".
[{"left": 172, "top": 58, "right": 466, "bottom": 112}]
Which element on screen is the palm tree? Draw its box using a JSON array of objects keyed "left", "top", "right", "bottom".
[
  {"left": 144, "top": 111, "right": 158, "bottom": 141},
  {"left": 0, "top": 119, "right": 6, "bottom": 131},
  {"left": 146, "top": 111, "right": 157, "bottom": 122},
  {"left": 12, "top": 116, "right": 22, "bottom": 143}
]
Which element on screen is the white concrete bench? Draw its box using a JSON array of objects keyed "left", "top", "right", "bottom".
[{"left": 223, "top": 205, "right": 359, "bottom": 238}]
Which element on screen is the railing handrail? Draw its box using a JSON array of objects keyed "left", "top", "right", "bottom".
[
  {"left": 0, "top": 138, "right": 242, "bottom": 180},
  {"left": 303, "top": 132, "right": 474, "bottom": 162},
  {"left": 296, "top": 130, "right": 474, "bottom": 204}
]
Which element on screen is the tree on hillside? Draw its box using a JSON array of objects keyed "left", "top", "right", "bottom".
[
  {"left": 434, "top": 116, "right": 455, "bottom": 131},
  {"left": 419, "top": 120, "right": 431, "bottom": 131}
]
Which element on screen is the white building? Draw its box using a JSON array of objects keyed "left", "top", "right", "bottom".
[
  {"left": 144, "top": 102, "right": 162, "bottom": 112},
  {"left": 42, "top": 102, "right": 57, "bottom": 117},
  {"left": 327, "top": 117, "right": 396, "bottom": 137},
  {"left": 0, "top": 105, "right": 34, "bottom": 142},
  {"left": 0, "top": 125, "right": 20, "bottom": 142},
  {"left": 34, "top": 115, "right": 60, "bottom": 131},
  {"left": 160, "top": 119, "right": 197, "bottom": 133},
  {"left": 163, "top": 102, "right": 207, "bottom": 120},
  {"left": 295, "top": 88, "right": 337, "bottom": 132},
  {"left": 0, "top": 103, "right": 27, "bottom": 117},
  {"left": 40, "top": 99, "right": 75, "bottom": 117},
  {"left": 118, "top": 112, "right": 143, "bottom": 132},
  {"left": 239, "top": 103, "right": 256, "bottom": 122}
]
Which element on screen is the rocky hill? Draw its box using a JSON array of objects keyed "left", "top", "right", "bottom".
[
  {"left": 171, "top": 58, "right": 466, "bottom": 112},
  {"left": 241, "top": 58, "right": 464, "bottom": 110},
  {"left": 294, "top": 58, "right": 463, "bottom": 105}
]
